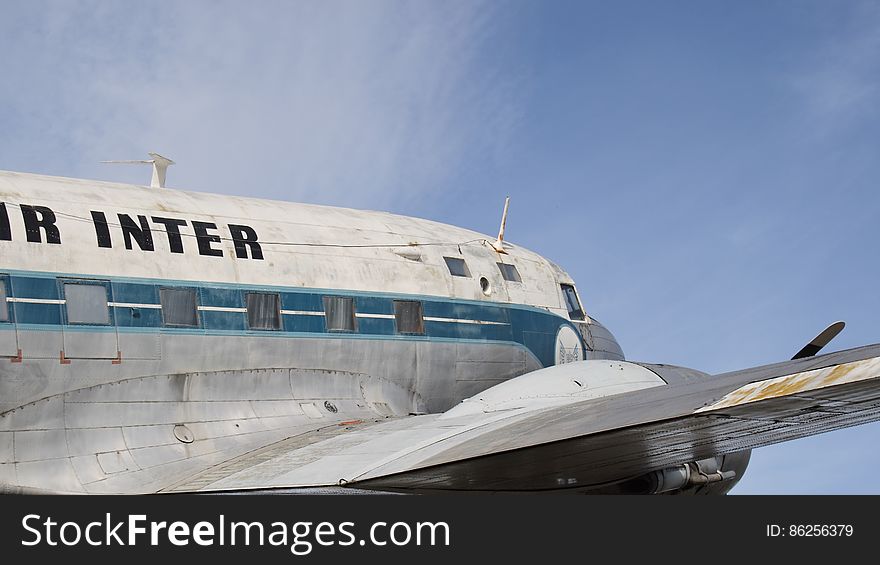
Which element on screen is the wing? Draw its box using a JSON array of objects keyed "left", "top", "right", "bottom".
[{"left": 166, "top": 344, "right": 880, "bottom": 493}]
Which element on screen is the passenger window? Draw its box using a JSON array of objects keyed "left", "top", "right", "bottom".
[
  {"left": 394, "top": 300, "right": 424, "bottom": 335},
  {"left": 443, "top": 257, "right": 471, "bottom": 278},
  {"left": 64, "top": 282, "right": 110, "bottom": 325},
  {"left": 246, "top": 292, "right": 281, "bottom": 330},
  {"left": 160, "top": 288, "right": 200, "bottom": 327},
  {"left": 324, "top": 296, "right": 356, "bottom": 332},
  {"left": 560, "top": 284, "right": 585, "bottom": 321},
  {"left": 0, "top": 280, "right": 8, "bottom": 322},
  {"left": 497, "top": 262, "right": 522, "bottom": 283}
]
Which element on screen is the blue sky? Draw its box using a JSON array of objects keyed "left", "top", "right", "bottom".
[{"left": 1, "top": 1, "right": 878, "bottom": 493}]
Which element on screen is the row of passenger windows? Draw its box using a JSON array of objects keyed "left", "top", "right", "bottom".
[
  {"left": 0, "top": 258, "right": 521, "bottom": 322},
  {"left": 0, "top": 279, "right": 427, "bottom": 334},
  {"left": 442, "top": 256, "right": 522, "bottom": 283},
  {"left": 159, "top": 287, "right": 425, "bottom": 334},
  {"left": 2, "top": 274, "right": 585, "bottom": 327}
]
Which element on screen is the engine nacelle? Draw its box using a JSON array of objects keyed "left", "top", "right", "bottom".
[
  {"left": 605, "top": 451, "right": 752, "bottom": 495},
  {"left": 441, "top": 359, "right": 751, "bottom": 494}
]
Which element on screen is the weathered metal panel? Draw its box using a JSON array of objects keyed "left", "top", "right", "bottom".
[
  {"left": 0, "top": 462, "right": 16, "bottom": 485},
  {"left": 249, "top": 400, "right": 306, "bottom": 418},
  {"left": 129, "top": 444, "right": 189, "bottom": 470},
  {"left": 454, "top": 378, "right": 508, "bottom": 401},
  {"left": 13, "top": 429, "right": 68, "bottom": 462},
  {"left": 97, "top": 450, "right": 138, "bottom": 474},
  {"left": 62, "top": 329, "right": 119, "bottom": 359},
  {"left": 15, "top": 459, "right": 84, "bottom": 492},
  {"left": 116, "top": 331, "right": 160, "bottom": 360},
  {"left": 0, "top": 327, "right": 16, "bottom": 357},
  {"left": 2, "top": 397, "right": 66, "bottom": 431},
  {"left": 186, "top": 368, "right": 292, "bottom": 401},
  {"left": 0, "top": 432, "right": 13, "bottom": 463},
  {"left": 121, "top": 424, "right": 180, "bottom": 450},
  {"left": 290, "top": 369, "right": 365, "bottom": 401},
  {"left": 454, "top": 342, "right": 528, "bottom": 403},
  {"left": 13, "top": 328, "right": 63, "bottom": 360},
  {"left": 63, "top": 402, "right": 186, "bottom": 429},
  {"left": 69, "top": 454, "right": 108, "bottom": 484},
  {"left": 65, "top": 427, "right": 128, "bottom": 457}
]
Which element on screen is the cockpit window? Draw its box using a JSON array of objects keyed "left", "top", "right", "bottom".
[
  {"left": 497, "top": 262, "right": 522, "bottom": 283},
  {"left": 443, "top": 257, "right": 471, "bottom": 277},
  {"left": 560, "top": 284, "right": 585, "bottom": 321}
]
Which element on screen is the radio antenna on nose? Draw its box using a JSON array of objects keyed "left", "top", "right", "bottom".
[
  {"left": 101, "top": 152, "right": 175, "bottom": 188},
  {"left": 492, "top": 196, "right": 510, "bottom": 254}
]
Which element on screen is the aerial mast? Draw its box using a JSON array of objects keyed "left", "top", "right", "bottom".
[{"left": 101, "top": 152, "right": 175, "bottom": 188}]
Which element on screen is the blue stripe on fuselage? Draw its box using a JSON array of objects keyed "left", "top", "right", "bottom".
[{"left": 0, "top": 269, "right": 578, "bottom": 367}]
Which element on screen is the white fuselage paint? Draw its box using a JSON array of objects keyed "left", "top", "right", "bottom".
[{"left": 0, "top": 169, "right": 606, "bottom": 493}]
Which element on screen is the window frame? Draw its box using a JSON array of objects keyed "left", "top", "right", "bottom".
[
  {"left": 245, "top": 291, "right": 282, "bottom": 331},
  {"left": 497, "top": 262, "right": 522, "bottom": 283},
  {"left": 560, "top": 283, "right": 585, "bottom": 321},
  {"left": 0, "top": 277, "right": 9, "bottom": 323},
  {"left": 159, "top": 287, "right": 201, "bottom": 328},
  {"left": 61, "top": 279, "right": 112, "bottom": 326},
  {"left": 323, "top": 295, "right": 357, "bottom": 332},
  {"left": 393, "top": 300, "right": 425, "bottom": 335},
  {"left": 443, "top": 256, "right": 471, "bottom": 278}
]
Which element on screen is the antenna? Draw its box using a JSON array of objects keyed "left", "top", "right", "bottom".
[
  {"left": 101, "top": 152, "right": 175, "bottom": 188},
  {"left": 492, "top": 196, "right": 510, "bottom": 254}
]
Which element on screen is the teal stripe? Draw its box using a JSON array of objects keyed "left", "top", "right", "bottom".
[{"left": 0, "top": 268, "right": 580, "bottom": 367}]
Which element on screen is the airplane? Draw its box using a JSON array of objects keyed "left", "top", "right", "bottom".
[{"left": 0, "top": 156, "right": 878, "bottom": 495}]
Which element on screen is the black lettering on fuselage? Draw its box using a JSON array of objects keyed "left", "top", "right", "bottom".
[
  {"left": 20, "top": 205, "right": 61, "bottom": 244},
  {"left": 228, "top": 224, "right": 263, "bottom": 260},
  {"left": 151, "top": 217, "right": 187, "bottom": 254},
  {"left": 4, "top": 204, "right": 264, "bottom": 259},
  {"left": 192, "top": 221, "right": 223, "bottom": 257},
  {"left": 118, "top": 214, "right": 154, "bottom": 251},
  {"left": 90, "top": 211, "right": 112, "bottom": 248},
  {"left": 0, "top": 203, "right": 10, "bottom": 241}
]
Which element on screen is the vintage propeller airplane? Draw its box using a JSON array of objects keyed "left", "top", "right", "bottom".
[{"left": 0, "top": 156, "right": 877, "bottom": 494}]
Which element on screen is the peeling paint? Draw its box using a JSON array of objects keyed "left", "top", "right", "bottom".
[{"left": 695, "top": 357, "right": 880, "bottom": 413}]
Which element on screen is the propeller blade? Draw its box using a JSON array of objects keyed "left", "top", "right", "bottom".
[{"left": 792, "top": 321, "right": 845, "bottom": 360}]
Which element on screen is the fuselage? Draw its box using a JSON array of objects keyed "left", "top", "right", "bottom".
[
  {"left": 0, "top": 169, "right": 624, "bottom": 411},
  {"left": 0, "top": 170, "right": 624, "bottom": 492}
]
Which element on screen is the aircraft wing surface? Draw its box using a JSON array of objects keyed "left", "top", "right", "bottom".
[{"left": 166, "top": 344, "right": 880, "bottom": 493}]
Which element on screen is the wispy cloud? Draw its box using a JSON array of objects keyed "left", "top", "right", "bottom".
[
  {"left": 0, "top": 1, "right": 524, "bottom": 210},
  {"left": 790, "top": 1, "right": 880, "bottom": 133}
]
